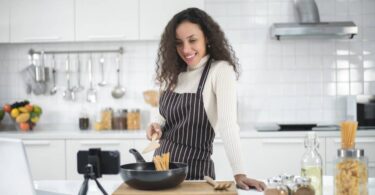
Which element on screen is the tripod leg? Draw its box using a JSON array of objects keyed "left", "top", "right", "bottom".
[
  {"left": 94, "top": 178, "right": 108, "bottom": 195},
  {"left": 78, "top": 178, "right": 89, "bottom": 195}
]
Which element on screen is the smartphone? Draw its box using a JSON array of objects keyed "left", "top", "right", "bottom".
[{"left": 77, "top": 149, "right": 120, "bottom": 175}]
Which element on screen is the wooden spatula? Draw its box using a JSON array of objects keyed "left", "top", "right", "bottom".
[
  {"left": 204, "top": 176, "right": 232, "bottom": 190},
  {"left": 142, "top": 133, "right": 160, "bottom": 154}
]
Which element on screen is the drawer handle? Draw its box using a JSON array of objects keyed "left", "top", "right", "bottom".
[
  {"left": 214, "top": 139, "right": 223, "bottom": 144},
  {"left": 333, "top": 138, "right": 375, "bottom": 143},
  {"left": 23, "top": 36, "right": 61, "bottom": 41},
  {"left": 88, "top": 35, "right": 126, "bottom": 40},
  {"left": 80, "top": 141, "right": 121, "bottom": 146},
  {"left": 23, "top": 141, "right": 51, "bottom": 146},
  {"left": 262, "top": 139, "right": 303, "bottom": 144}
]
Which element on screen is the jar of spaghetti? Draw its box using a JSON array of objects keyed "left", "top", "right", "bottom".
[{"left": 335, "top": 149, "right": 368, "bottom": 195}]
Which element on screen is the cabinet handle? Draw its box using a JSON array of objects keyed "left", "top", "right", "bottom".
[
  {"left": 23, "top": 36, "right": 61, "bottom": 41},
  {"left": 333, "top": 138, "right": 375, "bottom": 143},
  {"left": 23, "top": 140, "right": 51, "bottom": 146},
  {"left": 214, "top": 139, "right": 223, "bottom": 144},
  {"left": 369, "top": 162, "right": 375, "bottom": 168},
  {"left": 262, "top": 139, "right": 303, "bottom": 144},
  {"left": 88, "top": 35, "right": 126, "bottom": 40},
  {"left": 80, "top": 141, "right": 121, "bottom": 146}
]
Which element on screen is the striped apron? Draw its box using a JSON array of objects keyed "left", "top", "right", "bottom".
[{"left": 155, "top": 58, "right": 216, "bottom": 180}]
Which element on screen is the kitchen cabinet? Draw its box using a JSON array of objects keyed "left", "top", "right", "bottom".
[
  {"left": 139, "top": 0, "right": 205, "bottom": 40},
  {"left": 65, "top": 139, "right": 134, "bottom": 180},
  {"left": 75, "top": 0, "right": 138, "bottom": 41},
  {"left": 242, "top": 137, "right": 326, "bottom": 179},
  {"left": 325, "top": 137, "right": 375, "bottom": 177},
  {"left": 10, "top": 0, "right": 74, "bottom": 43},
  {"left": 0, "top": 0, "right": 10, "bottom": 43},
  {"left": 23, "top": 140, "right": 65, "bottom": 180}
]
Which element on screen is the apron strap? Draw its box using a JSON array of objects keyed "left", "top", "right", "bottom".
[{"left": 196, "top": 57, "right": 213, "bottom": 95}]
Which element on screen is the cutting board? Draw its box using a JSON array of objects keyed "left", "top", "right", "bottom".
[{"left": 112, "top": 181, "right": 238, "bottom": 195}]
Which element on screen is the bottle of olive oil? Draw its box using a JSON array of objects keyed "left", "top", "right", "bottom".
[{"left": 301, "top": 132, "right": 322, "bottom": 195}]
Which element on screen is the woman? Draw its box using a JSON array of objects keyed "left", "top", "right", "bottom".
[{"left": 147, "top": 7, "right": 266, "bottom": 191}]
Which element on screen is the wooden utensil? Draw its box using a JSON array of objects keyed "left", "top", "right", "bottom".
[
  {"left": 113, "top": 181, "right": 238, "bottom": 195},
  {"left": 204, "top": 176, "right": 232, "bottom": 190},
  {"left": 142, "top": 133, "right": 160, "bottom": 154}
]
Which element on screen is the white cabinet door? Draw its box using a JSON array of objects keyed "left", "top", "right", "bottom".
[
  {"left": 139, "top": 0, "right": 204, "bottom": 40},
  {"left": 23, "top": 140, "right": 65, "bottom": 180},
  {"left": 10, "top": 0, "right": 74, "bottom": 43},
  {"left": 0, "top": 0, "right": 10, "bottom": 43},
  {"left": 66, "top": 139, "right": 133, "bottom": 180},
  {"left": 212, "top": 139, "right": 233, "bottom": 180},
  {"left": 75, "top": 0, "right": 138, "bottom": 41},
  {"left": 242, "top": 138, "right": 326, "bottom": 179}
]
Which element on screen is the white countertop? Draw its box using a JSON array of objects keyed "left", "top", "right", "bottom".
[
  {"left": 1, "top": 124, "right": 375, "bottom": 139},
  {"left": 34, "top": 176, "right": 375, "bottom": 195}
]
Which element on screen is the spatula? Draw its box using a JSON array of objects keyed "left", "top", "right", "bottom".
[{"left": 142, "top": 133, "right": 160, "bottom": 154}]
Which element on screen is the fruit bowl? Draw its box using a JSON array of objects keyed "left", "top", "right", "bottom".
[{"left": 3, "top": 100, "right": 42, "bottom": 132}]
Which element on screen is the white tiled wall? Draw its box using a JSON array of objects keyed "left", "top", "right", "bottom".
[{"left": 0, "top": 0, "right": 374, "bottom": 129}]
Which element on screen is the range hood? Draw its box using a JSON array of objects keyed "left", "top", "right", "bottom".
[{"left": 271, "top": 0, "right": 358, "bottom": 40}]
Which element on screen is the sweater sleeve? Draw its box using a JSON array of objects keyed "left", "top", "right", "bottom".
[{"left": 213, "top": 63, "right": 246, "bottom": 176}]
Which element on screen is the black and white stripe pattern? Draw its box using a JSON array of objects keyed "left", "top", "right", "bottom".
[{"left": 155, "top": 58, "right": 216, "bottom": 180}]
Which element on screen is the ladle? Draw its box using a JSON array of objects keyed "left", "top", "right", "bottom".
[
  {"left": 87, "top": 55, "right": 97, "bottom": 103},
  {"left": 49, "top": 54, "right": 58, "bottom": 95},
  {"left": 111, "top": 56, "right": 125, "bottom": 99}
]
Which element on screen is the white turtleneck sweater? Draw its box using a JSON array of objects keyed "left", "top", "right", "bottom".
[{"left": 156, "top": 55, "right": 245, "bottom": 176}]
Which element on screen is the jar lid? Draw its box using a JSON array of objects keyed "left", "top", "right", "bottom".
[
  {"left": 294, "top": 176, "right": 311, "bottom": 185},
  {"left": 267, "top": 176, "right": 282, "bottom": 184},
  {"left": 337, "top": 148, "right": 364, "bottom": 158},
  {"left": 280, "top": 174, "right": 295, "bottom": 181}
]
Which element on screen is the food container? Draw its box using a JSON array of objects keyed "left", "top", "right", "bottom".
[
  {"left": 264, "top": 176, "right": 288, "bottom": 195},
  {"left": 334, "top": 149, "right": 368, "bottom": 195},
  {"left": 292, "top": 176, "right": 315, "bottom": 195}
]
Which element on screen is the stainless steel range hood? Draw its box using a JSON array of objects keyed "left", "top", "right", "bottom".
[{"left": 271, "top": 0, "right": 358, "bottom": 40}]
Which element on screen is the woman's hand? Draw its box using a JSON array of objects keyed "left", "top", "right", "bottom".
[
  {"left": 146, "top": 122, "right": 162, "bottom": 140},
  {"left": 234, "top": 174, "right": 266, "bottom": 191}
]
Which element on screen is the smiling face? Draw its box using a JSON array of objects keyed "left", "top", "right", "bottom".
[{"left": 175, "top": 21, "right": 207, "bottom": 68}]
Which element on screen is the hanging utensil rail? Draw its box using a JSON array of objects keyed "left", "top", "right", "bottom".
[{"left": 28, "top": 47, "right": 124, "bottom": 56}]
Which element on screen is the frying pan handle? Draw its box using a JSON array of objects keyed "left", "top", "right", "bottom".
[{"left": 129, "top": 148, "right": 146, "bottom": 163}]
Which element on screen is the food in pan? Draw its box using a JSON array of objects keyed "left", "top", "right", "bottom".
[{"left": 153, "top": 152, "right": 170, "bottom": 171}]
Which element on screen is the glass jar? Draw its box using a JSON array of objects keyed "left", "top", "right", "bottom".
[
  {"left": 122, "top": 109, "right": 128, "bottom": 130},
  {"left": 281, "top": 174, "right": 295, "bottom": 195},
  {"left": 101, "top": 108, "right": 113, "bottom": 130},
  {"left": 111, "top": 109, "right": 124, "bottom": 130},
  {"left": 78, "top": 110, "right": 89, "bottom": 130},
  {"left": 334, "top": 149, "right": 368, "bottom": 195},
  {"left": 264, "top": 176, "right": 288, "bottom": 195},
  {"left": 127, "top": 109, "right": 140, "bottom": 130},
  {"left": 292, "top": 176, "right": 315, "bottom": 195}
]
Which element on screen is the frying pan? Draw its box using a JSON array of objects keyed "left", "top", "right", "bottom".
[{"left": 120, "top": 149, "right": 188, "bottom": 190}]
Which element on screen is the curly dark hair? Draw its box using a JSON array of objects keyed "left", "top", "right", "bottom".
[{"left": 155, "top": 7, "right": 239, "bottom": 90}]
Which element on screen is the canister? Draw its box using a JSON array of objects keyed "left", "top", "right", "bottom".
[{"left": 334, "top": 149, "right": 368, "bottom": 195}]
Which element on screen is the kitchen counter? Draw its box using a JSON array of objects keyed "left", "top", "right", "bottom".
[
  {"left": 1, "top": 123, "right": 375, "bottom": 139},
  {"left": 34, "top": 176, "right": 375, "bottom": 195}
]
